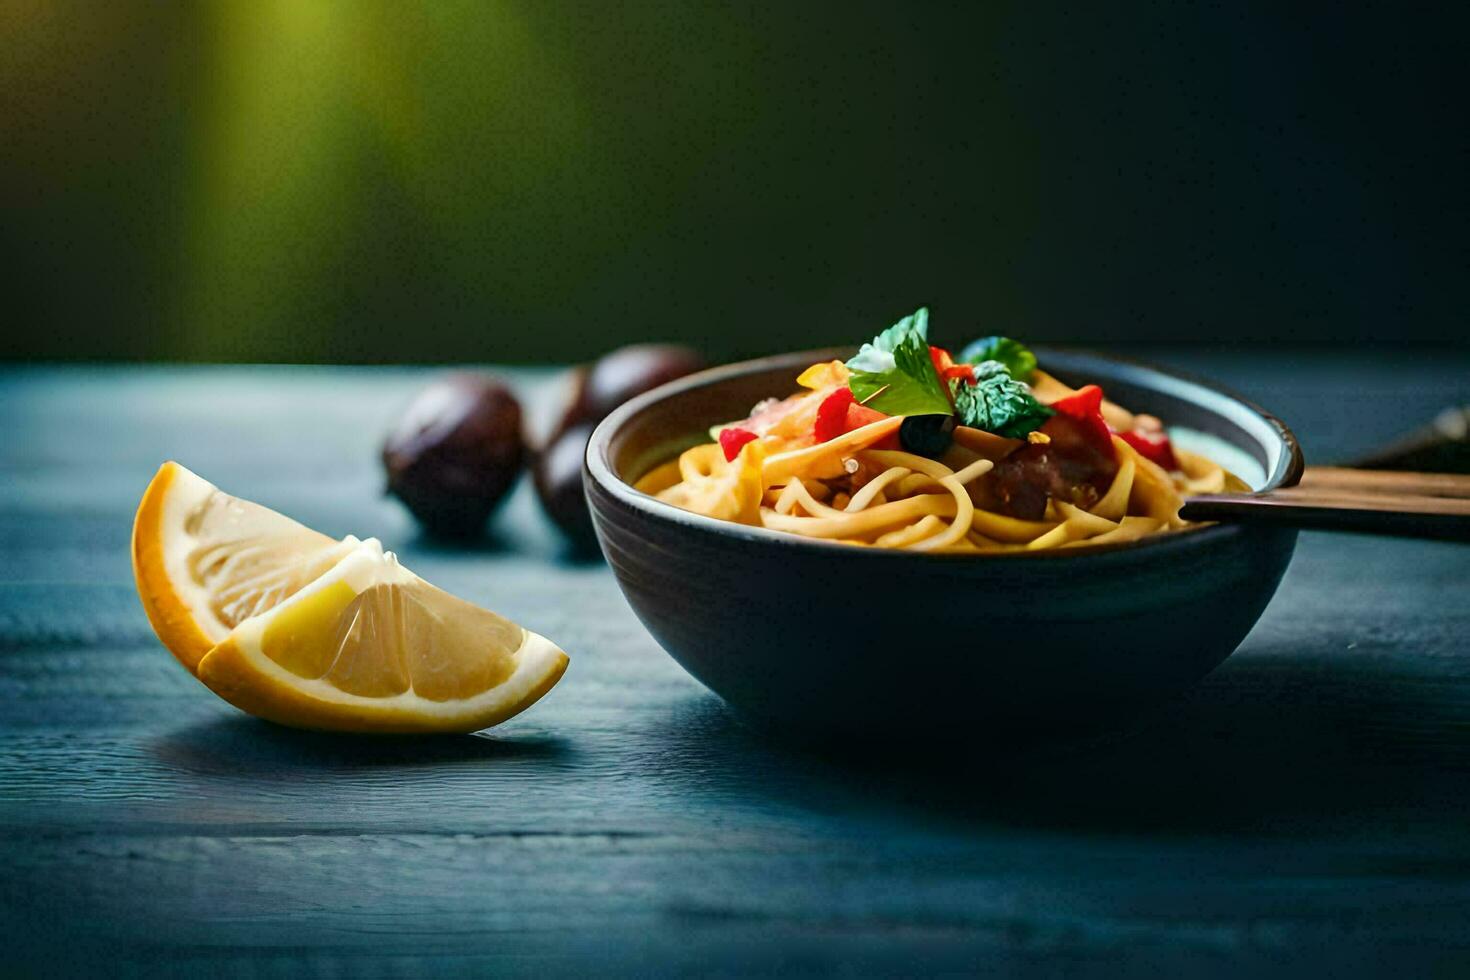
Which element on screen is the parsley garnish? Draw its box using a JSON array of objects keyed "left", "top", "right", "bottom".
[
  {"left": 950, "top": 361, "right": 1053, "bottom": 439},
  {"left": 958, "top": 336, "right": 1037, "bottom": 381},
  {"left": 845, "top": 312, "right": 1052, "bottom": 437},
  {"left": 845, "top": 308, "right": 952, "bottom": 417}
]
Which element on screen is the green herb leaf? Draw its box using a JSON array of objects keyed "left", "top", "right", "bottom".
[
  {"left": 950, "top": 364, "right": 1054, "bottom": 438},
  {"left": 846, "top": 308, "right": 952, "bottom": 417},
  {"left": 958, "top": 336, "right": 1037, "bottom": 381}
]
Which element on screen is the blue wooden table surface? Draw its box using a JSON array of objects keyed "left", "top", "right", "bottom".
[{"left": 2, "top": 352, "right": 1468, "bottom": 977}]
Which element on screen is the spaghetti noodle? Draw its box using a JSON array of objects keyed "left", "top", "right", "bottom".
[{"left": 635, "top": 313, "right": 1248, "bottom": 553}]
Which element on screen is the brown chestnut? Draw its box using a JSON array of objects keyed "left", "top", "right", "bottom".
[
  {"left": 382, "top": 373, "right": 525, "bottom": 538},
  {"left": 564, "top": 344, "right": 705, "bottom": 433},
  {"left": 533, "top": 421, "right": 598, "bottom": 548},
  {"left": 537, "top": 344, "right": 703, "bottom": 544},
  {"left": 526, "top": 365, "right": 587, "bottom": 453}
]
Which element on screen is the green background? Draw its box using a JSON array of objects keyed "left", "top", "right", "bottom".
[{"left": 2, "top": 1, "right": 1464, "bottom": 363}]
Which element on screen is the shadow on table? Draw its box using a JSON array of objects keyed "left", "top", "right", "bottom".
[
  {"left": 399, "top": 525, "right": 519, "bottom": 556},
  {"left": 394, "top": 519, "right": 605, "bottom": 567},
  {"left": 150, "top": 714, "right": 571, "bottom": 776},
  {"left": 646, "top": 645, "right": 1470, "bottom": 841}
]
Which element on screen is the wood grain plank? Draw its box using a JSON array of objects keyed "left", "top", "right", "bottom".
[{"left": 3, "top": 363, "right": 1469, "bottom": 977}]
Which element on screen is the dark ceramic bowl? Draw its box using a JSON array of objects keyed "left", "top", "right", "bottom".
[{"left": 585, "top": 348, "right": 1303, "bottom": 737}]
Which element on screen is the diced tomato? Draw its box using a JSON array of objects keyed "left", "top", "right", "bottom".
[
  {"left": 844, "top": 402, "right": 886, "bottom": 430},
  {"left": 813, "top": 388, "right": 856, "bottom": 443},
  {"left": 718, "top": 426, "right": 759, "bottom": 462},
  {"left": 1046, "top": 384, "right": 1114, "bottom": 455},
  {"left": 843, "top": 401, "right": 899, "bottom": 449},
  {"left": 813, "top": 388, "right": 899, "bottom": 449},
  {"left": 1118, "top": 428, "right": 1180, "bottom": 471}
]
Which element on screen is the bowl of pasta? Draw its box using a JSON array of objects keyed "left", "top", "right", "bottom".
[{"left": 585, "top": 310, "right": 1302, "bottom": 736}]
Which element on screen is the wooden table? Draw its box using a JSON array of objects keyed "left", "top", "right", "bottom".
[{"left": 3, "top": 354, "right": 1468, "bottom": 977}]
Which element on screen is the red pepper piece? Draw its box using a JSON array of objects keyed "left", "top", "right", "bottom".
[
  {"left": 942, "top": 363, "right": 975, "bottom": 385},
  {"left": 1048, "top": 383, "right": 1103, "bottom": 417},
  {"left": 929, "top": 346, "right": 956, "bottom": 377},
  {"left": 1118, "top": 429, "right": 1180, "bottom": 471},
  {"left": 1046, "top": 385, "right": 1114, "bottom": 454},
  {"left": 928, "top": 346, "right": 975, "bottom": 399},
  {"left": 930, "top": 346, "right": 977, "bottom": 383},
  {"left": 718, "top": 426, "right": 759, "bottom": 462},
  {"left": 812, "top": 388, "right": 856, "bottom": 443}
]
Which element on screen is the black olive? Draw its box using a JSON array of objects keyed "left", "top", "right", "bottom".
[
  {"left": 899, "top": 414, "right": 956, "bottom": 458},
  {"left": 382, "top": 374, "right": 525, "bottom": 538},
  {"left": 533, "top": 421, "right": 598, "bottom": 549}
]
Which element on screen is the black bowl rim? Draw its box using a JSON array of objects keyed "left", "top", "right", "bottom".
[{"left": 585, "top": 346, "right": 1304, "bottom": 563}]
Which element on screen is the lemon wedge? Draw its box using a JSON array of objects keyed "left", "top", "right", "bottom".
[
  {"left": 132, "top": 461, "right": 354, "bottom": 673},
  {"left": 132, "top": 462, "right": 568, "bottom": 733}
]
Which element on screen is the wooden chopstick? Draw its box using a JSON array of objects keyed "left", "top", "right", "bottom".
[
  {"left": 1243, "top": 488, "right": 1470, "bottom": 516},
  {"left": 1298, "top": 466, "right": 1470, "bottom": 499},
  {"left": 1179, "top": 467, "right": 1470, "bottom": 541}
]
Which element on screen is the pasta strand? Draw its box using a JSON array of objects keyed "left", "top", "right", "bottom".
[
  {"left": 759, "top": 495, "right": 956, "bottom": 539},
  {"left": 763, "top": 417, "right": 903, "bottom": 483},
  {"left": 845, "top": 466, "right": 912, "bottom": 512},
  {"left": 645, "top": 365, "right": 1240, "bottom": 552}
]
